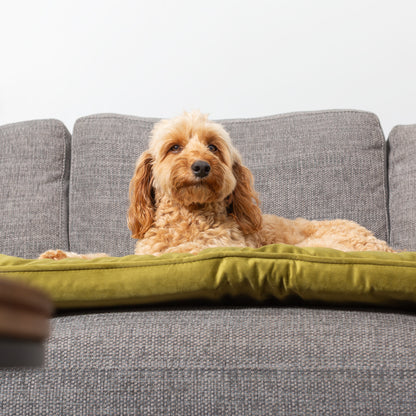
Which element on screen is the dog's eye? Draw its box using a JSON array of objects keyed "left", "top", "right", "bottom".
[
  {"left": 169, "top": 145, "right": 182, "bottom": 153},
  {"left": 208, "top": 144, "right": 218, "bottom": 152}
]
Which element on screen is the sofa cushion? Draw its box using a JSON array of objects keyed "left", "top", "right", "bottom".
[
  {"left": 2, "top": 245, "right": 416, "bottom": 310},
  {"left": 220, "top": 110, "right": 389, "bottom": 240},
  {"left": 1, "top": 307, "right": 416, "bottom": 414},
  {"left": 388, "top": 125, "right": 416, "bottom": 250},
  {"left": 69, "top": 114, "right": 157, "bottom": 256},
  {"left": 70, "top": 110, "right": 389, "bottom": 257},
  {"left": 0, "top": 120, "right": 71, "bottom": 258}
]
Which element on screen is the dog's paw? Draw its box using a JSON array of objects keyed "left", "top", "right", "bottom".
[{"left": 39, "top": 249, "right": 71, "bottom": 260}]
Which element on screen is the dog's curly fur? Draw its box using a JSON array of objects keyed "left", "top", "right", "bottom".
[{"left": 40, "top": 110, "right": 394, "bottom": 260}]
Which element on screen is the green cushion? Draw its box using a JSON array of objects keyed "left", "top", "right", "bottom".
[{"left": 1, "top": 245, "right": 416, "bottom": 310}]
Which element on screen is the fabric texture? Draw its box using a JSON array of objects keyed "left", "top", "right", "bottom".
[
  {"left": 2, "top": 245, "right": 416, "bottom": 310},
  {"left": 0, "top": 120, "right": 71, "bottom": 259},
  {"left": 220, "top": 110, "right": 389, "bottom": 241},
  {"left": 69, "top": 110, "right": 389, "bottom": 257},
  {"left": 69, "top": 114, "right": 158, "bottom": 256},
  {"left": 1, "top": 307, "right": 415, "bottom": 415},
  {"left": 388, "top": 124, "right": 416, "bottom": 251}
]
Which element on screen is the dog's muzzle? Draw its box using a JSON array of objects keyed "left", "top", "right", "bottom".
[{"left": 191, "top": 160, "right": 211, "bottom": 178}]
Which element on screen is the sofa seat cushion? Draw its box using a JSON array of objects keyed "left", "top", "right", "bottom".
[
  {"left": 1, "top": 245, "right": 416, "bottom": 310},
  {"left": 388, "top": 124, "right": 416, "bottom": 251},
  {"left": 69, "top": 110, "right": 389, "bottom": 257},
  {"left": 2, "top": 307, "right": 416, "bottom": 414},
  {"left": 0, "top": 120, "right": 71, "bottom": 259}
]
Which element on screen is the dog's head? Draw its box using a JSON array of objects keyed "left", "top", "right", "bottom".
[{"left": 128, "top": 111, "right": 262, "bottom": 238}]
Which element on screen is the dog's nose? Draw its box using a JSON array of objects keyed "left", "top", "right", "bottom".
[{"left": 191, "top": 160, "right": 211, "bottom": 178}]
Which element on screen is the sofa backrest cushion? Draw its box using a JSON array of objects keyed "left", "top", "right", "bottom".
[
  {"left": 220, "top": 111, "right": 388, "bottom": 240},
  {"left": 69, "top": 114, "right": 157, "bottom": 256},
  {"left": 0, "top": 120, "right": 71, "bottom": 258},
  {"left": 70, "top": 110, "right": 389, "bottom": 256},
  {"left": 388, "top": 125, "right": 416, "bottom": 251}
]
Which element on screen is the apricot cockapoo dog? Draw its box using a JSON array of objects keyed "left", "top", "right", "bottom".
[{"left": 40, "top": 111, "right": 394, "bottom": 260}]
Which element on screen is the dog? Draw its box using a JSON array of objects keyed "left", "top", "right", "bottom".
[{"left": 40, "top": 110, "right": 394, "bottom": 260}]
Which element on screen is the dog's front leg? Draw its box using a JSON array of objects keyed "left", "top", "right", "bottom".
[{"left": 39, "top": 249, "right": 108, "bottom": 260}]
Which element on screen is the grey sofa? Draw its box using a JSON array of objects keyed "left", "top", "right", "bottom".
[{"left": 1, "top": 109, "right": 415, "bottom": 415}]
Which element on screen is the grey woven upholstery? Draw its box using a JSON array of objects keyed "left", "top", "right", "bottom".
[
  {"left": 69, "top": 114, "right": 157, "bottom": 256},
  {"left": 388, "top": 124, "right": 416, "bottom": 250},
  {"left": 221, "top": 110, "right": 389, "bottom": 240},
  {"left": 0, "top": 120, "right": 71, "bottom": 258},
  {"left": 70, "top": 110, "right": 388, "bottom": 256},
  {"left": 1, "top": 307, "right": 415, "bottom": 415}
]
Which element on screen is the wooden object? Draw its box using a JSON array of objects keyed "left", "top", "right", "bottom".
[{"left": 0, "top": 277, "right": 53, "bottom": 366}]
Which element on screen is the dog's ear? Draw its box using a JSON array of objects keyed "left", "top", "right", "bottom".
[
  {"left": 127, "top": 151, "right": 155, "bottom": 239},
  {"left": 228, "top": 161, "right": 263, "bottom": 234}
]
